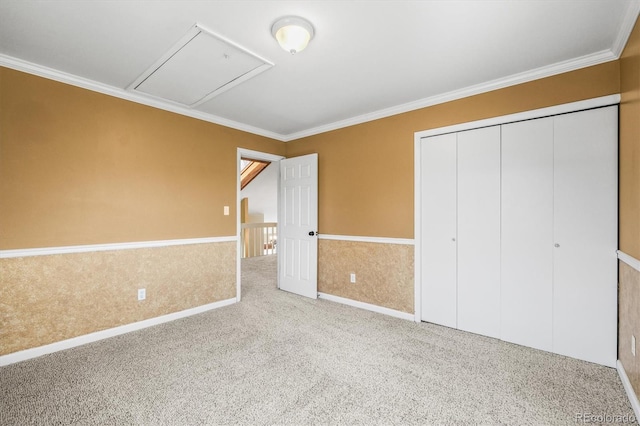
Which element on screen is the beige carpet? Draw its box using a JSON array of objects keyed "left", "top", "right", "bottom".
[{"left": 0, "top": 254, "right": 636, "bottom": 425}]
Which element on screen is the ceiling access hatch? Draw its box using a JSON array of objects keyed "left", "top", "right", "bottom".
[{"left": 128, "top": 24, "right": 273, "bottom": 107}]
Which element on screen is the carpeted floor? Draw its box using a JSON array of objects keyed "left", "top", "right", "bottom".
[{"left": 0, "top": 254, "right": 636, "bottom": 425}]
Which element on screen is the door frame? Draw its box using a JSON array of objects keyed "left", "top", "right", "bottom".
[
  {"left": 413, "top": 94, "right": 619, "bottom": 323},
  {"left": 236, "top": 148, "right": 285, "bottom": 302}
]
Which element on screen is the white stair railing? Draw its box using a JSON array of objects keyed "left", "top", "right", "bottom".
[{"left": 241, "top": 222, "right": 277, "bottom": 258}]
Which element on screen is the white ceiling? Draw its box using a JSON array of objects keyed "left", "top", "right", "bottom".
[{"left": 0, "top": 0, "right": 638, "bottom": 141}]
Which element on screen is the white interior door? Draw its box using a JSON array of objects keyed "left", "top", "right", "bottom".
[
  {"left": 457, "top": 126, "right": 501, "bottom": 339},
  {"left": 420, "top": 133, "right": 457, "bottom": 327},
  {"left": 501, "top": 117, "right": 554, "bottom": 352},
  {"left": 552, "top": 106, "right": 618, "bottom": 367},
  {"left": 279, "top": 153, "right": 318, "bottom": 299}
]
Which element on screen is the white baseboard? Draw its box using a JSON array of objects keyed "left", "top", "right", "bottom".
[
  {"left": 0, "top": 298, "right": 236, "bottom": 367},
  {"left": 617, "top": 360, "right": 640, "bottom": 421},
  {"left": 318, "top": 292, "right": 415, "bottom": 321}
]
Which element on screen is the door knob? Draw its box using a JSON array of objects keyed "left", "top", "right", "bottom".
[
  {"left": 554, "top": 243, "right": 560, "bottom": 248},
  {"left": 309, "top": 231, "right": 317, "bottom": 236},
  {"left": 452, "top": 237, "right": 456, "bottom": 242}
]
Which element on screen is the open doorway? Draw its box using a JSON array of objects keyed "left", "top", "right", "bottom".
[{"left": 236, "top": 148, "right": 284, "bottom": 301}]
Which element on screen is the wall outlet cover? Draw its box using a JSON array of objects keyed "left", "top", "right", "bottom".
[{"left": 138, "top": 288, "right": 146, "bottom": 301}]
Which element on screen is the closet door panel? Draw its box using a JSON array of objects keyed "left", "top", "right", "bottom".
[
  {"left": 552, "top": 106, "right": 618, "bottom": 367},
  {"left": 420, "top": 133, "right": 457, "bottom": 327},
  {"left": 501, "top": 118, "right": 554, "bottom": 352},
  {"left": 457, "top": 126, "right": 501, "bottom": 338}
]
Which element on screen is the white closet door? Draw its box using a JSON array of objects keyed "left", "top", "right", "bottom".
[
  {"left": 552, "top": 106, "right": 618, "bottom": 367},
  {"left": 457, "top": 126, "right": 501, "bottom": 338},
  {"left": 421, "top": 133, "right": 457, "bottom": 327},
  {"left": 501, "top": 118, "right": 554, "bottom": 352}
]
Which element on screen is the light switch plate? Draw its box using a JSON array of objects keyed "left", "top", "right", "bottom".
[
  {"left": 633, "top": 335, "right": 636, "bottom": 357},
  {"left": 138, "top": 288, "right": 146, "bottom": 301},
  {"left": 223, "top": 206, "right": 229, "bottom": 216}
]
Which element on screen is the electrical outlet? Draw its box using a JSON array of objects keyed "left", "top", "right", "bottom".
[
  {"left": 138, "top": 288, "right": 146, "bottom": 301},
  {"left": 350, "top": 273, "right": 356, "bottom": 283},
  {"left": 633, "top": 335, "right": 636, "bottom": 357}
]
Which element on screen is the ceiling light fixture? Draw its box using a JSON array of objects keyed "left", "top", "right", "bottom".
[{"left": 271, "top": 16, "right": 315, "bottom": 55}]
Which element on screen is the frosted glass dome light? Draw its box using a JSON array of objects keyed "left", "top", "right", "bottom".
[{"left": 271, "top": 16, "right": 315, "bottom": 55}]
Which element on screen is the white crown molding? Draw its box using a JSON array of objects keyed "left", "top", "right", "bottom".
[
  {"left": 0, "top": 236, "right": 237, "bottom": 259},
  {"left": 281, "top": 49, "right": 617, "bottom": 142},
  {"left": 0, "top": 43, "right": 623, "bottom": 144},
  {"left": 318, "top": 292, "right": 414, "bottom": 321},
  {"left": 617, "top": 360, "right": 640, "bottom": 422},
  {"left": 0, "top": 297, "right": 236, "bottom": 367},
  {"left": 612, "top": 0, "right": 640, "bottom": 58},
  {"left": 0, "top": 54, "right": 286, "bottom": 141},
  {"left": 618, "top": 250, "right": 640, "bottom": 272},
  {"left": 318, "top": 234, "right": 414, "bottom": 245},
  {"left": 415, "top": 94, "right": 620, "bottom": 140}
]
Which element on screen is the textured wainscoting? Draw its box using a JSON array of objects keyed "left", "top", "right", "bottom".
[
  {"left": 0, "top": 241, "right": 236, "bottom": 356},
  {"left": 318, "top": 239, "right": 414, "bottom": 314},
  {"left": 619, "top": 260, "right": 640, "bottom": 400}
]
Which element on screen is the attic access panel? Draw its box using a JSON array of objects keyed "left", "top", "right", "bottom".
[{"left": 128, "top": 24, "right": 273, "bottom": 107}]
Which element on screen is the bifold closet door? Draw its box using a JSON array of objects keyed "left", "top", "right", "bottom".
[
  {"left": 501, "top": 117, "right": 554, "bottom": 352},
  {"left": 421, "top": 133, "right": 457, "bottom": 327},
  {"left": 457, "top": 126, "right": 501, "bottom": 338},
  {"left": 552, "top": 106, "right": 618, "bottom": 367}
]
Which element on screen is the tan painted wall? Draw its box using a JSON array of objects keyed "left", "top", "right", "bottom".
[
  {"left": 0, "top": 67, "right": 284, "bottom": 356},
  {"left": 619, "top": 16, "right": 640, "bottom": 401},
  {"left": 621, "top": 18, "right": 640, "bottom": 260},
  {"left": 0, "top": 42, "right": 629, "bottom": 359},
  {"left": 0, "top": 67, "right": 286, "bottom": 250},
  {"left": 285, "top": 61, "right": 620, "bottom": 239}
]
